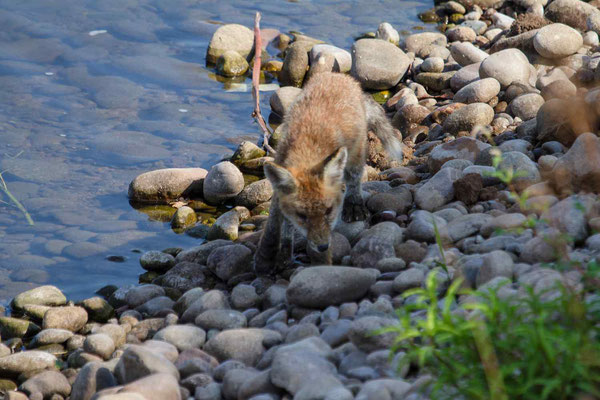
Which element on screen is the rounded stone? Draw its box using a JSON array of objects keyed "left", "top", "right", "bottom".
[
  {"left": 19, "top": 370, "right": 71, "bottom": 398},
  {"left": 510, "top": 93, "right": 545, "bottom": 121},
  {"left": 206, "top": 24, "right": 254, "bottom": 65},
  {"left": 127, "top": 168, "right": 207, "bottom": 203},
  {"left": 216, "top": 50, "right": 249, "bottom": 77},
  {"left": 204, "top": 328, "right": 281, "bottom": 366},
  {"left": 42, "top": 306, "right": 88, "bottom": 332},
  {"left": 533, "top": 23, "right": 583, "bottom": 59},
  {"left": 234, "top": 179, "right": 273, "bottom": 209},
  {"left": 351, "top": 39, "right": 411, "bottom": 90},
  {"left": 479, "top": 49, "right": 531, "bottom": 88},
  {"left": 170, "top": 206, "right": 197, "bottom": 229},
  {"left": 442, "top": 102, "right": 494, "bottom": 134},
  {"left": 12, "top": 285, "right": 66, "bottom": 311},
  {"left": 420, "top": 57, "right": 444, "bottom": 73},
  {"left": 83, "top": 333, "right": 116, "bottom": 360},
  {"left": 450, "top": 42, "right": 489, "bottom": 66},
  {"left": 453, "top": 78, "right": 501, "bottom": 104},
  {"left": 153, "top": 324, "right": 206, "bottom": 351},
  {"left": 446, "top": 26, "right": 477, "bottom": 42},
  {"left": 286, "top": 266, "right": 378, "bottom": 309},
  {"left": 194, "top": 309, "right": 247, "bottom": 331},
  {"left": 203, "top": 161, "right": 245, "bottom": 205},
  {"left": 0, "top": 351, "right": 57, "bottom": 375},
  {"left": 310, "top": 44, "right": 352, "bottom": 73},
  {"left": 270, "top": 87, "right": 302, "bottom": 117},
  {"left": 139, "top": 251, "right": 175, "bottom": 273}
]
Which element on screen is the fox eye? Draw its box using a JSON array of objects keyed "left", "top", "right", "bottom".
[
  {"left": 297, "top": 212, "right": 307, "bottom": 222},
  {"left": 325, "top": 206, "right": 333, "bottom": 215}
]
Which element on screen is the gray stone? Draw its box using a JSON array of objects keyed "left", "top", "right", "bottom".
[
  {"left": 154, "top": 325, "right": 206, "bottom": 351},
  {"left": 84, "top": 333, "right": 115, "bottom": 360},
  {"left": 510, "top": 93, "right": 545, "bottom": 121},
  {"left": 125, "top": 285, "right": 165, "bottom": 309},
  {"left": 546, "top": 0, "right": 600, "bottom": 31},
  {"left": 415, "top": 71, "right": 455, "bottom": 92},
  {"left": 428, "top": 137, "right": 491, "bottom": 173},
  {"left": 114, "top": 345, "right": 179, "bottom": 384},
  {"left": 181, "top": 290, "right": 230, "bottom": 323},
  {"left": 533, "top": 23, "right": 583, "bottom": 59},
  {"left": 542, "top": 195, "right": 596, "bottom": 243},
  {"left": 231, "top": 284, "right": 260, "bottom": 310},
  {"left": 498, "top": 151, "right": 540, "bottom": 190},
  {"left": 550, "top": 133, "right": 600, "bottom": 195},
  {"left": 171, "top": 206, "right": 197, "bottom": 229},
  {"left": 447, "top": 213, "right": 492, "bottom": 242},
  {"left": 476, "top": 250, "right": 514, "bottom": 287},
  {"left": 19, "top": 370, "right": 71, "bottom": 398},
  {"left": 479, "top": 49, "right": 531, "bottom": 88},
  {"left": 206, "top": 24, "right": 254, "bottom": 64},
  {"left": 442, "top": 103, "right": 494, "bottom": 134},
  {"left": 216, "top": 50, "right": 249, "bottom": 77},
  {"left": 204, "top": 328, "right": 281, "bottom": 366},
  {"left": 287, "top": 267, "right": 378, "bottom": 308},
  {"left": 420, "top": 57, "right": 444, "bottom": 73},
  {"left": 480, "top": 213, "right": 527, "bottom": 237},
  {"left": 406, "top": 210, "right": 449, "bottom": 243},
  {"left": 139, "top": 251, "right": 175, "bottom": 273},
  {"left": 350, "top": 222, "right": 404, "bottom": 268},
  {"left": 450, "top": 62, "right": 482, "bottom": 92},
  {"left": 376, "top": 22, "right": 400, "bottom": 45},
  {"left": 70, "top": 362, "right": 117, "bottom": 400},
  {"left": 206, "top": 244, "right": 252, "bottom": 281},
  {"left": 355, "top": 379, "right": 411, "bottom": 400},
  {"left": 43, "top": 306, "right": 88, "bottom": 332},
  {"left": 12, "top": 285, "right": 66, "bottom": 311},
  {"left": 176, "top": 240, "right": 232, "bottom": 265},
  {"left": 414, "top": 168, "right": 463, "bottom": 211},
  {"left": 0, "top": 351, "right": 57, "bottom": 375},
  {"left": 127, "top": 168, "right": 207, "bottom": 203},
  {"left": 348, "top": 316, "right": 397, "bottom": 352},
  {"left": 203, "top": 162, "right": 244, "bottom": 205},
  {"left": 280, "top": 40, "right": 312, "bottom": 87},
  {"left": 310, "top": 44, "right": 352, "bottom": 73},
  {"left": 195, "top": 309, "right": 247, "bottom": 331},
  {"left": 206, "top": 207, "right": 249, "bottom": 241},
  {"left": 392, "top": 268, "right": 425, "bottom": 293},
  {"left": 404, "top": 32, "right": 447, "bottom": 54},
  {"left": 450, "top": 42, "right": 489, "bottom": 66},
  {"left": 453, "top": 78, "right": 500, "bottom": 104},
  {"left": 351, "top": 39, "right": 411, "bottom": 90}
]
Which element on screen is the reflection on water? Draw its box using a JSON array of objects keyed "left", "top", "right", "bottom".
[{"left": 0, "top": 0, "right": 430, "bottom": 305}]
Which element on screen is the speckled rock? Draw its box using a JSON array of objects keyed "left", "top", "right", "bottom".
[
  {"left": 206, "top": 24, "right": 254, "bottom": 64},
  {"left": 12, "top": 285, "right": 66, "bottom": 311},
  {"left": 139, "top": 251, "right": 175, "bottom": 273},
  {"left": 351, "top": 39, "right": 411, "bottom": 90},
  {"left": 287, "top": 267, "right": 378, "bottom": 308},
  {"left": 0, "top": 351, "right": 57, "bottom": 375},
  {"left": 127, "top": 168, "right": 207, "bottom": 203},
  {"left": 479, "top": 49, "right": 531, "bottom": 88},
  {"left": 203, "top": 162, "right": 245, "bottom": 205},
  {"left": 510, "top": 93, "right": 545, "bottom": 121},
  {"left": 453, "top": 78, "right": 500, "bottom": 104},
  {"left": 442, "top": 102, "right": 494, "bottom": 134},
  {"left": 43, "top": 306, "right": 88, "bottom": 332},
  {"left": 450, "top": 42, "right": 489, "bottom": 66},
  {"left": 533, "top": 23, "right": 583, "bottom": 59},
  {"left": 216, "top": 50, "right": 249, "bottom": 77}
]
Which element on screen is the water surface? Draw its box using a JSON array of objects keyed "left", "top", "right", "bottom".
[{"left": 0, "top": 0, "right": 431, "bottom": 305}]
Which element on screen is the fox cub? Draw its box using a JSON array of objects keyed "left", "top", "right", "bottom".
[{"left": 254, "top": 72, "right": 403, "bottom": 275}]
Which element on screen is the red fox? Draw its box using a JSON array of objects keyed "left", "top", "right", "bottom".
[{"left": 254, "top": 72, "right": 403, "bottom": 274}]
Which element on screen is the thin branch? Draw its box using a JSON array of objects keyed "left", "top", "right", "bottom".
[
  {"left": 251, "top": 11, "right": 276, "bottom": 156},
  {"left": 0, "top": 173, "right": 34, "bottom": 226}
]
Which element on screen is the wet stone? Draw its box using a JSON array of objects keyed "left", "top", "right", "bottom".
[
  {"left": 139, "top": 251, "right": 175, "bottom": 273},
  {"left": 43, "top": 306, "right": 88, "bottom": 332}
]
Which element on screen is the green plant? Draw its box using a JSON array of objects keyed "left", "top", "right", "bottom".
[
  {"left": 380, "top": 272, "right": 600, "bottom": 400},
  {"left": 0, "top": 152, "right": 34, "bottom": 225}
]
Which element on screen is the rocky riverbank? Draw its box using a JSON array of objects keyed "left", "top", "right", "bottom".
[{"left": 2, "top": 0, "right": 600, "bottom": 398}]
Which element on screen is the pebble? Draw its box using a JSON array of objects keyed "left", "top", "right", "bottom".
[
  {"left": 11, "top": 285, "right": 66, "bottom": 310},
  {"left": 153, "top": 324, "right": 206, "bottom": 351},
  {"left": 270, "top": 87, "right": 302, "bottom": 117},
  {"left": 415, "top": 168, "right": 463, "bottom": 211},
  {"left": 534, "top": 23, "right": 583, "bottom": 59},
  {"left": 310, "top": 44, "right": 353, "bottom": 73},
  {"left": 43, "top": 306, "right": 88, "bottom": 332},
  {"left": 442, "top": 102, "right": 495, "bottom": 134},
  {"left": 139, "top": 251, "right": 175, "bottom": 273},
  {"left": 114, "top": 345, "right": 180, "bottom": 384},
  {"left": 510, "top": 93, "right": 545, "bottom": 121},
  {"left": 204, "top": 328, "right": 281, "bottom": 366}
]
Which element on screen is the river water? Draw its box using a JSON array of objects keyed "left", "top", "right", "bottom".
[{"left": 0, "top": 0, "right": 430, "bottom": 305}]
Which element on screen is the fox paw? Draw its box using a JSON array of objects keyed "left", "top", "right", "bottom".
[
  {"left": 253, "top": 253, "right": 277, "bottom": 276},
  {"left": 342, "top": 200, "right": 369, "bottom": 222}
]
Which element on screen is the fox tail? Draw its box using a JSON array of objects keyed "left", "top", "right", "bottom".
[{"left": 363, "top": 95, "right": 404, "bottom": 162}]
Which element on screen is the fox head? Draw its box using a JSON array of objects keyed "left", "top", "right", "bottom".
[{"left": 264, "top": 147, "right": 348, "bottom": 252}]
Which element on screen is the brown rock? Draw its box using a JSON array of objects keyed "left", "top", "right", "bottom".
[
  {"left": 453, "top": 173, "right": 483, "bottom": 205},
  {"left": 394, "top": 240, "right": 427, "bottom": 265}
]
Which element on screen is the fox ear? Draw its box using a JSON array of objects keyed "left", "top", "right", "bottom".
[
  {"left": 264, "top": 162, "right": 296, "bottom": 194},
  {"left": 323, "top": 147, "right": 348, "bottom": 185}
]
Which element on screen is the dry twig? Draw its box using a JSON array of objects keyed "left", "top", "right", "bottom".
[{"left": 251, "top": 12, "right": 276, "bottom": 155}]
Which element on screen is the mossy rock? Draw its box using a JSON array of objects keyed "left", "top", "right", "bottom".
[
  {"left": 0, "top": 379, "right": 17, "bottom": 392},
  {"left": 0, "top": 317, "right": 40, "bottom": 339},
  {"left": 419, "top": 9, "right": 441, "bottom": 23},
  {"left": 136, "top": 205, "right": 176, "bottom": 222},
  {"left": 372, "top": 90, "right": 391, "bottom": 104},
  {"left": 139, "top": 271, "right": 160, "bottom": 284},
  {"left": 216, "top": 50, "right": 250, "bottom": 77}
]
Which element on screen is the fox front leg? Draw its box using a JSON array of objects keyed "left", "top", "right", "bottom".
[
  {"left": 275, "top": 218, "right": 295, "bottom": 269},
  {"left": 254, "top": 197, "right": 283, "bottom": 276},
  {"left": 342, "top": 163, "right": 369, "bottom": 222}
]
